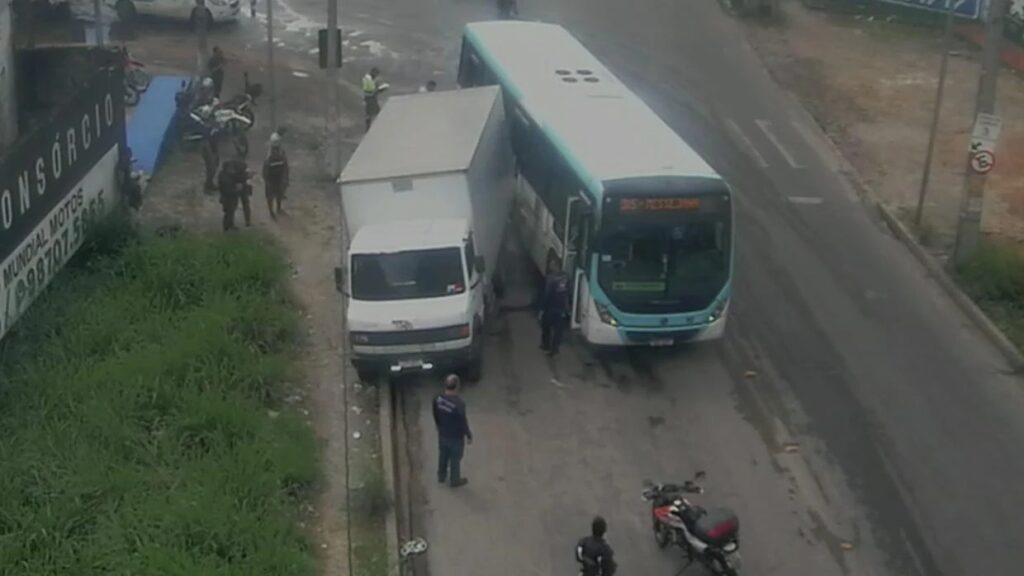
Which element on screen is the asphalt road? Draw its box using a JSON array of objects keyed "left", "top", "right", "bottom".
[{"left": 250, "top": 0, "right": 1024, "bottom": 574}]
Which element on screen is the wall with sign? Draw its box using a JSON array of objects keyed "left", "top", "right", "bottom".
[
  {"left": 0, "top": 4, "right": 16, "bottom": 149},
  {"left": 0, "top": 68, "right": 124, "bottom": 341}
]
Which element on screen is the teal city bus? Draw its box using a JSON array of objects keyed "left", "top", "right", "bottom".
[{"left": 459, "top": 21, "right": 734, "bottom": 346}]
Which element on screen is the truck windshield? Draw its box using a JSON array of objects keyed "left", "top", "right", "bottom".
[{"left": 351, "top": 248, "right": 466, "bottom": 301}]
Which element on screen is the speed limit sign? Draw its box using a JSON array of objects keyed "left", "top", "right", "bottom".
[{"left": 970, "top": 150, "right": 996, "bottom": 175}]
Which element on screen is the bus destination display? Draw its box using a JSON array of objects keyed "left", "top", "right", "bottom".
[{"left": 618, "top": 197, "right": 702, "bottom": 213}]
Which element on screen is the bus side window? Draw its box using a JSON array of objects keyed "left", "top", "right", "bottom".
[
  {"left": 546, "top": 158, "right": 578, "bottom": 240},
  {"left": 458, "top": 42, "right": 484, "bottom": 87}
]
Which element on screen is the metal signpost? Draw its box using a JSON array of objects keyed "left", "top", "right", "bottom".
[
  {"left": 267, "top": 0, "right": 277, "bottom": 130},
  {"left": 327, "top": 0, "right": 341, "bottom": 177},
  {"left": 915, "top": 0, "right": 956, "bottom": 228}
]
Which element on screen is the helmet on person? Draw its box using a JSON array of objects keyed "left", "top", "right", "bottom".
[
  {"left": 269, "top": 132, "right": 282, "bottom": 147},
  {"left": 202, "top": 77, "right": 214, "bottom": 88}
]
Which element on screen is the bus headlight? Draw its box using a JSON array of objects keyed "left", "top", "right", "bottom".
[
  {"left": 595, "top": 302, "right": 619, "bottom": 326},
  {"left": 708, "top": 298, "right": 729, "bottom": 323}
]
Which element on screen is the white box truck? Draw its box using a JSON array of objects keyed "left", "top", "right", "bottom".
[{"left": 336, "top": 86, "right": 514, "bottom": 382}]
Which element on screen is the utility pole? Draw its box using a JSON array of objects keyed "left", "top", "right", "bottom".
[
  {"left": 195, "top": 1, "right": 210, "bottom": 76},
  {"left": 914, "top": 0, "right": 955, "bottom": 229},
  {"left": 327, "top": 0, "right": 340, "bottom": 177},
  {"left": 953, "top": 0, "right": 1010, "bottom": 265},
  {"left": 266, "top": 0, "right": 277, "bottom": 130},
  {"left": 92, "top": 0, "right": 104, "bottom": 46}
]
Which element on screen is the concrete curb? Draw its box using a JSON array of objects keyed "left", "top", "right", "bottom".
[
  {"left": 778, "top": 40, "right": 1024, "bottom": 373},
  {"left": 379, "top": 381, "right": 401, "bottom": 576},
  {"left": 875, "top": 205, "right": 1024, "bottom": 372}
]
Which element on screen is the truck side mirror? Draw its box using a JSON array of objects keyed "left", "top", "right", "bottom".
[
  {"left": 474, "top": 256, "right": 486, "bottom": 274},
  {"left": 334, "top": 266, "right": 348, "bottom": 295}
]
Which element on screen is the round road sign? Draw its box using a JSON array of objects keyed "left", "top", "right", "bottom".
[{"left": 971, "top": 150, "right": 996, "bottom": 175}]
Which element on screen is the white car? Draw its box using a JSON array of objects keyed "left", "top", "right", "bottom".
[{"left": 109, "top": 0, "right": 240, "bottom": 25}]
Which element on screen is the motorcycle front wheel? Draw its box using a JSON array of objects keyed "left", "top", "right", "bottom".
[{"left": 653, "top": 521, "right": 671, "bottom": 549}]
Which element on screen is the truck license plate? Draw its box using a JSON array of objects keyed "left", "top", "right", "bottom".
[
  {"left": 398, "top": 359, "right": 424, "bottom": 369},
  {"left": 649, "top": 338, "right": 674, "bottom": 347}
]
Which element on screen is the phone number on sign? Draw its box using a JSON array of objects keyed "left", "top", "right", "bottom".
[{"left": 11, "top": 188, "right": 107, "bottom": 313}]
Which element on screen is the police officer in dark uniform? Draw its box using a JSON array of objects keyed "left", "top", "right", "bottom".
[
  {"left": 432, "top": 374, "right": 473, "bottom": 488},
  {"left": 539, "top": 258, "right": 570, "bottom": 356},
  {"left": 217, "top": 159, "right": 252, "bottom": 231},
  {"left": 576, "top": 516, "right": 617, "bottom": 576}
]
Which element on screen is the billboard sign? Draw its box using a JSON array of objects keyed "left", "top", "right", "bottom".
[{"left": 0, "top": 70, "right": 125, "bottom": 341}]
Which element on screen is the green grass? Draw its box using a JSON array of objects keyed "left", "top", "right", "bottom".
[
  {"left": 0, "top": 220, "right": 318, "bottom": 576},
  {"left": 956, "top": 241, "right": 1024, "bottom": 349},
  {"left": 352, "top": 517, "right": 389, "bottom": 576}
]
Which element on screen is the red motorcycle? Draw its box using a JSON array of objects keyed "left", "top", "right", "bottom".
[
  {"left": 641, "top": 472, "right": 741, "bottom": 576},
  {"left": 120, "top": 46, "right": 151, "bottom": 107}
]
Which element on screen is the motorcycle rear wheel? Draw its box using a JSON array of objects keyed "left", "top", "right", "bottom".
[
  {"left": 708, "top": 555, "right": 738, "bottom": 576},
  {"left": 653, "top": 521, "right": 671, "bottom": 549}
]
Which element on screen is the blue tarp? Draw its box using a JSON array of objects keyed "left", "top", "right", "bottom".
[{"left": 126, "top": 75, "right": 188, "bottom": 174}]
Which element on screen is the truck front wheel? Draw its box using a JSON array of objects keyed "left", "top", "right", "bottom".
[
  {"left": 355, "top": 366, "right": 378, "bottom": 385},
  {"left": 465, "top": 349, "right": 483, "bottom": 383}
]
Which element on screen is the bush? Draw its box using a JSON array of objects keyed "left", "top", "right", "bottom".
[
  {"left": 956, "top": 242, "right": 1024, "bottom": 305},
  {"left": 0, "top": 231, "right": 317, "bottom": 576}
]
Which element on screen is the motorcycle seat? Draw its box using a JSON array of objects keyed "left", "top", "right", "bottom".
[{"left": 692, "top": 508, "right": 739, "bottom": 545}]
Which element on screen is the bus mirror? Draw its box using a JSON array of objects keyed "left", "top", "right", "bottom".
[{"left": 474, "top": 256, "right": 486, "bottom": 274}]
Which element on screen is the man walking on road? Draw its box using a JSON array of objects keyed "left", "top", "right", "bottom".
[
  {"left": 576, "top": 516, "right": 617, "bottom": 576},
  {"left": 539, "top": 258, "right": 570, "bottom": 356},
  {"left": 433, "top": 374, "right": 472, "bottom": 488}
]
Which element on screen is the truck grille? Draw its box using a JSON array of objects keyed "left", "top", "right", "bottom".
[{"left": 350, "top": 324, "right": 470, "bottom": 346}]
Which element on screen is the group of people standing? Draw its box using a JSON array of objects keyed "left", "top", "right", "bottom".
[{"left": 195, "top": 48, "right": 291, "bottom": 231}]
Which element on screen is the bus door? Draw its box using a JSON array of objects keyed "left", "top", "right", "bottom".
[{"left": 563, "top": 195, "right": 591, "bottom": 329}]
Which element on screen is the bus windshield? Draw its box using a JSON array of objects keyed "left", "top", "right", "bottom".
[
  {"left": 597, "top": 216, "right": 731, "bottom": 314},
  {"left": 351, "top": 248, "right": 466, "bottom": 301}
]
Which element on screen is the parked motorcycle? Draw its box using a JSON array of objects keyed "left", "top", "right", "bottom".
[
  {"left": 180, "top": 73, "right": 261, "bottom": 145},
  {"left": 641, "top": 472, "right": 741, "bottom": 576},
  {"left": 219, "top": 72, "right": 263, "bottom": 128},
  {"left": 121, "top": 46, "right": 151, "bottom": 107}
]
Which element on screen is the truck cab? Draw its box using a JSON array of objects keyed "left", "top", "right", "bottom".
[{"left": 341, "top": 218, "right": 487, "bottom": 382}]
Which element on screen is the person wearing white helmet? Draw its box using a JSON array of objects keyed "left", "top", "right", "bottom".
[{"left": 262, "top": 129, "right": 289, "bottom": 219}]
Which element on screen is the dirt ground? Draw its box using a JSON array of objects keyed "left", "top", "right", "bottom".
[{"left": 746, "top": 1, "right": 1024, "bottom": 251}]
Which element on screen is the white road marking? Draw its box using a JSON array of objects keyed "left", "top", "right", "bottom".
[
  {"left": 791, "top": 117, "right": 837, "bottom": 169},
  {"left": 756, "top": 119, "right": 804, "bottom": 169},
  {"left": 724, "top": 118, "right": 769, "bottom": 169},
  {"left": 291, "top": 71, "right": 310, "bottom": 78},
  {"left": 787, "top": 196, "right": 824, "bottom": 205}
]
